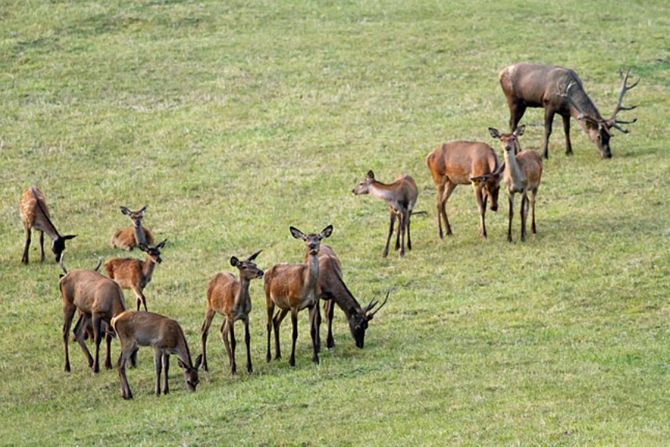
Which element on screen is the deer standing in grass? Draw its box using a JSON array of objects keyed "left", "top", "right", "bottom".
[
  {"left": 352, "top": 171, "right": 418, "bottom": 257},
  {"left": 104, "top": 240, "right": 167, "bottom": 312},
  {"left": 20, "top": 187, "right": 76, "bottom": 264},
  {"left": 426, "top": 142, "right": 503, "bottom": 240},
  {"left": 59, "top": 263, "right": 127, "bottom": 373},
  {"left": 264, "top": 225, "right": 332, "bottom": 367},
  {"left": 314, "top": 245, "right": 388, "bottom": 349},
  {"left": 489, "top": 125, "right": 543, "bottom": 242},
  {"left": 111, "top": 206, "right": 155, "bottom": 250},
  {"left": 499, "top": 63, "right": 638, "bottom": 159},
  {"left": 201, "top": 250, "right": 264, "bottom": 375},
  {"left": 112, "top": 310, "right": 203, "bottom": 400}
]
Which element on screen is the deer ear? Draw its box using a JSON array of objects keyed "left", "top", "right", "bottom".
[
  {"left": 290, "top": 226, "right": 305, "bottom": 240},
  {"left": 138, "top": 205, "right": 148, "bottom": 216},
  {"left": 63, "top": 235, "right": 77, "bottom": 240},
  {"left": 514, "top": 125, "right": 526, "bottom": 137},
  {"left": 230, "top": 256, "right": 240, "bottom": 267},
  {"left": 320, "top": 225, "right": 333, "bottom": 239},
  {"left": 194, "top": 354, "right": 203, "bottom": 370},
  {"left": 367, "top": 170, "right": 375, "bottom": 179},
  {"left": 470, "top": 175, "right": 487, "bottom": 185},
  {"left": 488, "top": 128, "right": 501, "bottom": 139},
  {"left": 177, "top": 358, "right": 187, "bottom": 370},
  {"left": 247, "top": 250, "right": 262, "bottom": 262},
  {"left": 120, "top": 206, "right": 131, "bottom": 216},
  {"left": 155, "top": 239, "right": 167, "bottom": 249}
]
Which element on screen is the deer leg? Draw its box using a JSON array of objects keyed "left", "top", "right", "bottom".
[
  {"left": 73, "top": 314, "right": 95, "bottom": 370},
  {"left": 383, "top": 212, "right": 395, "bottom": 257},
  {"left": 508, "top": 194, "right": 514, "bottom": 242},
  {"left": 435, "top": 183, "right": 445, "bottom": 239},
  {"left": 266, "top": 302, "right": 274, "bottom": 362},
  {"left": 244, "top": 317, "right": 252, "bottom": 373},
  {"left": 162, "top": 354, "right": 170, "bottom": 395},
  {"left": 63, "top": 304, "right": 77, "bottom": 372},
  {"left": 407, "top": 211, "right": 412, "bottom": 251},
  {"left": 22, "top": 226, "right": 31, "bottom": 264},
  {"left": 229, "top": 319, "right": 238, "bottom": 375},
  {"left": 314, "top": 300, "right": 321, "bottom": 354},
  {"left": 154, "top": 349, "right": 163, "bottom": 396},
  {"left": 118, "top": 343, "right": 136, "bottom": 400},
  {"left": 91, "top": 314, "right": 103, "bottom": 373},
  {"left": 395, "top": 211, "right": 401, "bottom": 251},
  {"left": 39, "top": 231, "right": 45, "bottom": 263},
  {"left": 200, "top": 309, "right": 216, "bottom": 372},
  {"left": 399, "top": 210, "right": 407, "bottom": 257},
  {"left": 509, "top": 100, "right": 527, "bottom": 133},
  {"left": 562, "top": 113, "right": 573, "bottom": 155},
  {"left": 543, "top": 108, "right": 555, "bottom": 159},
  {"left": 221, "top": 319, "right": 234, "bottom": 375},
  {"left": 130, "top": 347, "right": 138, "bottom": 369},
  {"left": 531, "top": 188, "right": 538, "bottom": 234},
  {"left": 474, "top": 186, "right": 487, "bottom": 239},
  {"left": 521, "top": 193, "right": 529, "bottom": 242},
  {"left": 104, "top": 324, "right": 113, "bottom": 370},
  {"left": 273, "top": 308, "right": 289, "bottom": 361},
  {"left": 442, "top": 182, "right": 457, "bottom": 236},
  {"left": 309, "top": 304, "right": 320, "bottom": 364},
  {"left": 289, "top": 309, "right": 299, "bottom": 367},
  {"left": 133, "top": 287, "right": 147, "bottom": 312},
  {"left": 324, "top": 299, "right": 335, "bottom": 350}
]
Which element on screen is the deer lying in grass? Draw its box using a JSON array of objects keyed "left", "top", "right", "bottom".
[
  {"left": 314, "top": 244, "right": 388, "bottom": 349},
  {"left": 111, "top": 206, "right": 155, "bottom": 250},
  {"left": 104, "top": 240, "right": 167, "bottom": 311},
  {"left": 499, "top": 63, "right": 638, "bottom": 159},
  {"left": 264, "top": 225, "right": 332, "bottom": 367},
  {"left": 59, "top": 261, "right": 127, "bottom": 373},
  {"left": 353, "top": 171, "right": 418, "bottom": 257},
  {"left": 112, "top": 311, "right": 203, "bottom": 400},
  {"left": 489, "top": 125, "right": 543, "bottom": 242},
  {"left": 201, "top": 250, "right": 264, "bottom": 375},
  {"left": 426, "top": 141, "right": 503, "bottom": 239},
  {"left": 20, "top": 186, "right": 76, "bottom": 264}
]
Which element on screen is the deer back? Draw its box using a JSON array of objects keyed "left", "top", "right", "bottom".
[
  {"left": 206, "top": 272, "right": 239, "bottom": 316},
  {"left": 20, "top": 187, "right": 59, "bottom": 237},
  {"left": 264, "top": 263, "right": 312, "bottom": 309},
  {"left": 427, "top": 141, "right": 500, "bottom": 185},
  {"left": 104, "top": 257, "right": 145, "bottom": 289},
  {"left": 60, "top": 269, "right": 126, "bottom": 317}
]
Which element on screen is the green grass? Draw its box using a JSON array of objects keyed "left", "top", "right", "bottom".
[{"left": 1, "top": 0, "right": 669, "bottom": 445}]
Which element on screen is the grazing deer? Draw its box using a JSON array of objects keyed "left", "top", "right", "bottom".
[
  {"left": 489, "top": 125, "right": 543, "bottom": 242},
  {"left": 20, "top": 186, "right": 76, "bottom": 264},
  {"left": 426, "top": 142, "right": 503, "bottom": 239},
  {"left": 201, "top": 250, "right": 264, "bottom": 375},
  {"left": 112, "top": 311, "right": 203, "bottom": 400},
  {"left": 352, "top": 171, "right": 418, "bottom": 257},
  {"left": 59, "top": 263, "right": 127, "bottom": 373},
  {"left": 111, "top": 206, "right": 155, "bottom": 251},
  {"left": 499, "top": 63, "right": 638, "bottom": 159},
  {"left": 313, "top": 245, "right": 388, "bottom": 349},
  {"left": 104, "top": 240, "right": 167, "bottom": 312},
  {"left": 264, "top": 225, "right": 333, "bottom": 367}
]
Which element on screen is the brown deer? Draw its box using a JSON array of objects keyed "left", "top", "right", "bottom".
[
  {"left": 104, "top": 240, "right": 167, "bottom": 312},
  {"left": 59, "top": 263, "right": 127, "bottom": 373},
  {"left": 111, "top": 206, "right": 155, "bottom": 250},
  {"left": 264, "top": 225, "right": 333, "bottom": 367},
  {"left": 20, "top": 186, "right": 76, "bottom": 264},
  {"left": 426, "top": 142, "right": 503, "bottom": 240},
  {"left": 352, "top": 171, "right": 418, "bottom": 257},
  {"left": 112, "top": 310, "right": 203, "bottom": 400},
  {"left": 489, "top": 125, "right": 543, "bottom": 242},
  {"left": 313, "top": 245, "right": 388, "bottom": 349},
  {"left": 201, "top": 250, "right": 264, "bottom": 375},
  {"left": 499, "top": 63, "right": 638, "bottom": 159}
]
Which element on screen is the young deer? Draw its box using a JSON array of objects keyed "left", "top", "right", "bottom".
[
  {"left": 426, "top": 142, "right": 504, "bottom": 239},
  {"left": 59, "top": 264, "right": 127, "bottom": 373},
  {"left": 352, "top": 171, "right": 418, "bottom": 257},
  {"left": 112, "top": 311, "right": 203, "bottom": 400},
  {"left": 20, "top": 186, "right": 76, "bottom": 264},
  {"left": 111, "top": 206, "right": 155, "bottom": 251},
  {"left": 499, "top": 63, "right": 638, "bottom": 159},
  {"left": 104, "top": 240, "right": 167, "bottom": 312},
  {"left": 264, "top": 225, "right": 333, "bottom": 367},
  {"left": 489, "top": 125, "right": 543, "bottom": 242},
  {"left": 201, "top": 250, "right": 264, "bottom": 375},
  {"left": 314, "top": 245, "right": 388, "bottom": 349}
]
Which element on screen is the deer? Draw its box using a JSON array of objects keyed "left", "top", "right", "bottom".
[
  {"left": 426, "top": 141, "right": 504, "bottom": 240},
  {"left": 111, "top": 206, "right": 155, "bottom": 251},
  {"left": 111, "top": 310, "right": 203, "bottom": 400},
  {"left": 352, "top": 171, "right": 418, "bottom": 257},
  {"left": 312, "top": 244, "right": 388, "bottom": 350},
  {"left": 20, "top": 186, "right": 76, "bottom": 264},
  {"left": 201, "top": 250, "right": 264, "bottom": 375},
  {"left": 104, "top": 239, "right": 167, "bottom": 312},
  {"left": 499, "top": 63, "right": 638, "bottom": 159},
  {"left": 489, "top": 125, "right": 543, "bottom": 242},
  {"left": 59, "top": 260, "right": 127, "bottom": 373},
  {"left": 264, "top": 225, "right": 332, "bottom": 367}
]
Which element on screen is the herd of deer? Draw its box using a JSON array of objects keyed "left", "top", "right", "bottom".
[{"left": 17, "top": 63, "right": 637, "bottom": 399}]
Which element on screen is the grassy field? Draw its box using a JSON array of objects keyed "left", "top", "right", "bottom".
[{"left": 1, "top": 0, "right": 669, "bottom": 445}]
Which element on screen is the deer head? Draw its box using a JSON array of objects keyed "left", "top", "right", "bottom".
[
  {"left": 141, "top": 239, "right": 167, "bottom": 264},
  {"left": 52, "top": 234, "right": 76, "bottom": 262},
  {"left": 177, "top": 354, "right": 203, "bottom": 392},
  {"left": 352, "top": 170, "right": 376, "bottom": 195},
  {"left": 230, "top": 250, "right": 264, "bottom": 281},
  {"left": 350, "top": 290, "right": 390, "bottom": 348},
  {"left": 469, "top": 162, "right": 504, "bottom": 213},
  {"left": 290, "top": 225, "right": 333, "bottom": 255}
]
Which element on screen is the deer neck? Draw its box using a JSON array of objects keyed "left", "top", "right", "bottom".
[
  {"left": 133, "top": 223, "right": 147, "bottom": 246},
  {"left": 142, "top": 257, "right": 158, "bottom": 282},
  {"left": 568, "top": 85, "right": 603, "bottom": 122},
  {"left": 235, "top": 276, "right": 252, "bottom": 311},
  {"left": 32, "top": 189, "right": 61, "bottom": 241},
  {"left": 326, "top": 270, "right": 361, "bottom": 317},
  {"left": 305, "top": 251, "right": 320, "bottom": 295},
  {"left": 503, "top": 150, "right": 526, "bottom": 193}
]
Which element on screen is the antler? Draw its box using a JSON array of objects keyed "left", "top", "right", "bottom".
[
  {"left": 367, "top": 290, "right": 390, "bottom": 318},
  {"left": 609, "top": 68, "right": 639, "bottom": 133}
]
